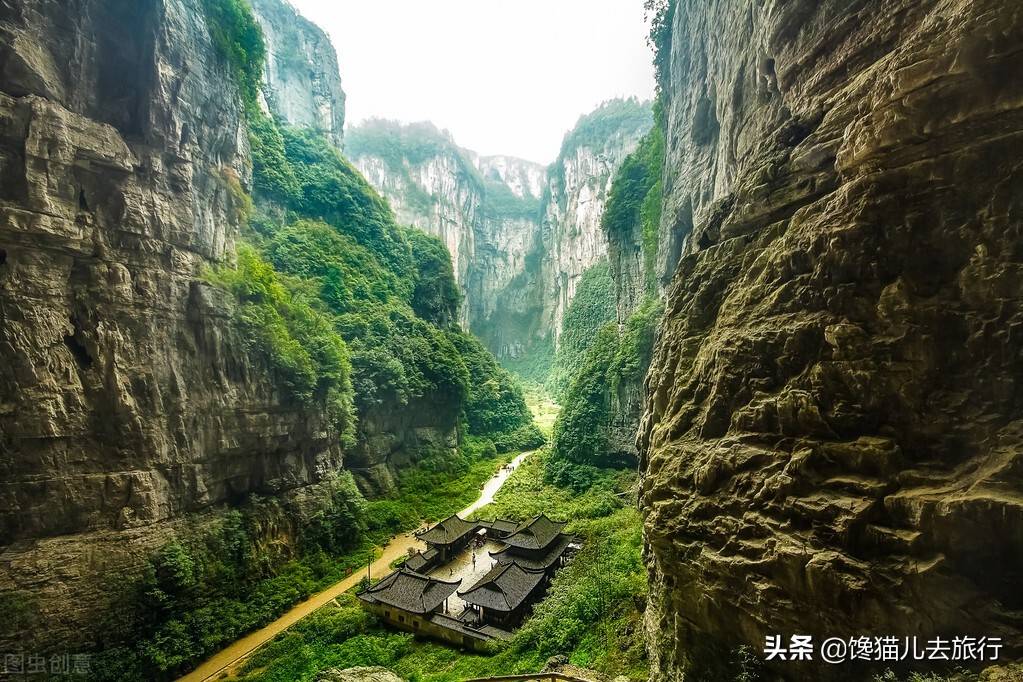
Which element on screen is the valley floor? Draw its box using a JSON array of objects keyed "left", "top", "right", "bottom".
[
  {"left": 227, "top": 450, "right": 647, "bottom": 682},
  {"left": 179, "top": 453, "right": 536, "bottom": 682}
]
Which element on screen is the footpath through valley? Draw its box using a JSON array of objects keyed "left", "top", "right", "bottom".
[{"left": 178, "top": 451, "right": 534, "bottom": 682}]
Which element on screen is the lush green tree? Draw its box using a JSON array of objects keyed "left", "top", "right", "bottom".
[
  {"left": 268, "top": 220, "right": 405, "bottom": 313},
  {"left": 547, "top": 260, "right": 617, "bottom": 400},
  {"left": 448, "top": 332, "right": 545, "bottom": 450},
  {"left": 249, "top": 113, "right": 302, "bottom": 203},
  {"left": 407, "top": 229, "right": 461, "bottom": 327},
  {"left": 280, "top": 127, "right": 413, "bottom": 283},
  {"left": 208, "top": 244, "right": 356, "bottom": 440}
]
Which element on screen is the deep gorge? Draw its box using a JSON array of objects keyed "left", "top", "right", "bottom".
[{"left": 0, "top": 0, "right": 1021, "bottom": 681}]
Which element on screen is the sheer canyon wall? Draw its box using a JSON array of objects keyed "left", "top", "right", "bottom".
[
  {"left": 640, "top": 1, "right": 1023, "bottom": 680},
  {"left": 347, "top": 104, "right": 652, "bottom": 359},
  {"left": 0, "top": 0, "right": 450, "bottom": 651}
]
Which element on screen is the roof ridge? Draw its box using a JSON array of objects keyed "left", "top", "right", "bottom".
[
  {"left": 460, "top": 561, "right": 513, "bottom": 596},
  {"left": 398, "top": 565, "right": 462, "bottom": 585}
]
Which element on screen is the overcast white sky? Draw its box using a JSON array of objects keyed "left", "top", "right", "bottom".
[{"left": 288, "top": 0, "right": 656, "bottom": 164}]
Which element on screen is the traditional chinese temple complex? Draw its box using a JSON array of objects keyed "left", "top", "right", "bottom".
[
  {"left": 490, "top": 514, "right": 573, "bottom": 574},
  {"left": 357, "top": 512, "right": 578, "bottom": 649}
]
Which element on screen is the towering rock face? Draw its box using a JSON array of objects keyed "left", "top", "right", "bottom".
[
  {"left": 640, "top": 1, "right": 1023, "bottom": 680},
  {"left": 0, "top": 0, "right": 344, "bottom": 650},
  {"left": 348, "top": 102, "right": 652, "bottom": 359},
  {"left": 347, "top": 121, "right": 545, "bottom": 333},
  {"left": 478, "top": 154, "right": 547, "bottom": 200},
  {"left": 251, "top": 0, "right": 346, "bottom": 147},
  {"left": 537, "top": 119, "right": 652, "bottom": 345}
]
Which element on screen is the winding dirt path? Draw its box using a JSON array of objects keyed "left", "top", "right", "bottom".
[{"left": 177, "top": 451, "right": 533, "bottom": 682}]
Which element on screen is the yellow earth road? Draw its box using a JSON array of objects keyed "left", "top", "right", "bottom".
[{"left": 177, "top": 451, "right": 533, "bottom": 682}]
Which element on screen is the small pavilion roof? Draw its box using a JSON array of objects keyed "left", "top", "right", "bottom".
[
  {"left": 403, "top": 547, "right": 438, "bottom": 573},
  {"left": 458, "top": 562, "right": 545, "bottom": 613},
  {"left": 358, "top": 567, "right": 460, "bottom": 614},
  {"left": 501, "top": 514, "right": 567, "bottom": 551},
  {"left": 491, "top": 532, "right": 573, "bottom": 570},
  {"left": 416, "top": 514, "right": 477, "bottom": 546}
]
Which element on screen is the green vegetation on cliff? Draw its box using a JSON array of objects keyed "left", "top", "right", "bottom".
[
  {"left": 553, "top": 98, "right": 652, "bottom": 181},
  {"left": 207, "top": 244, "right": 356, "bottom": 442},
  {"left": 645, "top": 0, "right": 677, "bottom": 95},
  {"left": 449, "top": 332, "right": 545, "bottom": 451},
  {"left": 548, "top": 298, "right": 661, "bottom": 488},
  {"left": 200, "top": 0, "right": 266, "bottom": 109},
  {"left": 546, "top": 260, "right": 617, "bottom": 400},
  {"left": 602, "top": 121, "right": 665, "bottom": 296},
  {"left": 201, "top": 0, "right": 537, "bottom": 452},
  {"left": 407, "top": 228, "right": 462, "bottom": 326},
  {"left": 236, "top": 114, "right": 536, "bottom": 448},
  {"left": 544, "top": 103, "right": 667, "bottom": 486},
  {"left": 346, "top": 119, "right": 543, "bottom": 222},
  {"left": 346, "top": 119, "right": 463, "bottom": 171}
]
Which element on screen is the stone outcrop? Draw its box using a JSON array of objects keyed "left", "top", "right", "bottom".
[
  {"left": 0, "top": 0, "right": 348, "bottom": 651},
  {"left": 316, "top": 666, "right": 405, "bottom": 682},
  {"left": 251, "top": 0, "right": 346, "bottom": 147},
  {"left": 347, "top": 103, "right": 651, "bottom": 359},
  {"left": 639, "top": 1, "right": 1023, "bottom": 680}
]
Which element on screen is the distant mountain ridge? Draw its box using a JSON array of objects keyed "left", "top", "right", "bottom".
[{"left": 346, "top": 99, "right": 653, "bottom": 363}]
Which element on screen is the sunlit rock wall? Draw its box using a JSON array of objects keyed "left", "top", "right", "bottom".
[{"left": 251, "top": 0, "right": 346, "bottom": 147}]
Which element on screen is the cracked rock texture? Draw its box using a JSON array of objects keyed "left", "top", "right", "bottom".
[
  {"left": 251, "top": 0, "right": 346, "bottom": 147},
  {"left": 0, "top": 0, "right": 345, "bottom": 650},
  {"left": 640, "top": 0, "right": 1023, "bottom": 680}
]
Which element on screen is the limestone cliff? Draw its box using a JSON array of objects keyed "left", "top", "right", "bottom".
[
  {"left": 347, "top": 120, "right": 545, "bottom": 334},
  {"left": 0, "top": 0, "right": 345, "bottom": 651},
  {"left": 251, "top": 0, "right": 346, "bottom": 147},
  {"left": 537, "top": 104, "right": 653, "bottom": 346},
  {"left": 639, "top": 1, "right": 1023, "bottom": 679},
  {"left": 348, "top": 101, "right": 651, "bottom": 360}
]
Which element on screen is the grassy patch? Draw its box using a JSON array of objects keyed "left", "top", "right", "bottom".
[{"left": 522, "top": 381, "right": 561, "bottom": 437}]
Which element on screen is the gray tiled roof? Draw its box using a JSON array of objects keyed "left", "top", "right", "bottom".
[
  {"left": 404, "top": 547, "right": 438, "bottom": 573},
  {"left": 358, "top": 567, "right": 460, "bottom": 614},
  {"left": 501, "top": 514, "right": 567, "bottom": 550},
  {"left": 416, "top": 514, "right": 477, "bottom": 545},
  {"left": 458, "top": 562, "right": 545, "bottom": 612},
  {"left": 429, "top": 613, "right": 515, "bottom": 641},
  {"left": 492, "top": 532, "right": 573, "bottom": 570},
  {"left": 484, "top": 518, "right": 519, "bottom": 534}
]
